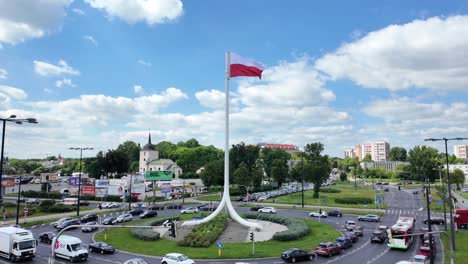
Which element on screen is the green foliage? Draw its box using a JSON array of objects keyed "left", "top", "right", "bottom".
[
  {"left": 131, "top": 228, "right": 160, "bottom": 241},
  {"left": 2, "top": 202, "right": 17, "bottom": 208},
  {"left": 339, "top": 172, "right": 347, "bottom": 181},
  {"left": 303, "top": 142, "right": 330, "bottom": 198},
  {"left": 41, "top": 204, "right": 75, "bottom": 213},
  {"left": 234, "top": 162, "right": 251, "bottom": 186},
  {"left": 177, "top": 216, "right": 227, "bottom": 247},
  {"left": 362, "top": 154, "right": 372, "bottom": 162},
  {"left": 320, "top": 188, "right": 341, "bottom": 193},
  {"left": 230, "top": 142, "right": 260, "bottom": 175},
  {"left": 260, "top": 148, "right": 291, "bottom": 182},
  {"left": 407, "top": 146, "right": 440, "bottom": 181},
  {"left": 449, "top": 168, "right": 465, "bottom": 190},
  {"left": 200, "top": 159, "right": 224, "bottom": 187},
  {"left": 244, "top": 213, "right": 310, "bottom": 241},
  {"left": 335, "top": 197, "right": 373, "bottom": 205},
  {"left": 171, "top": 145, "right": 223, "bottom": 175},
  {"left": 388, "top": 147, "right": 407, "bottom": 161},
  {"left": 23, "top": 190, "right": 61, "bottom": 199}
]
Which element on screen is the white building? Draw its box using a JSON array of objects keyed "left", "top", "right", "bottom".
[
  {"left": 138, "top": 133, "right": 183, "bottom": 178},
  {"left": 351, "top": 141, "right": 390, "bottom": 161},
  {"left": 344, "top": 149, "right": 355, "bottom": 158},
  {"left": 448, "top": 164, "right": 468, "bottom": 182},
  {"left": 361, "top": 161, "right": 409, "bottom": 172},
  {"left": 454, "top": 145, "right": 468, "bottom": 160}
]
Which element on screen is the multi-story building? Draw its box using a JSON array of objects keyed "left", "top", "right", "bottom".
[
  {"left": 454, "top": 145, "right": 468, "bottom": 160},
  {"left": 348, "top": 141, "right": 390, "bottom": 161},
  {"left": 139, "top": 133, "right": 183, "bottom": 177},
  {"left": 344, "top": 149, "right": 355, "bottom": 158},
  {"left": 448, "top": 164, "right": 468, "bottom": 182}
]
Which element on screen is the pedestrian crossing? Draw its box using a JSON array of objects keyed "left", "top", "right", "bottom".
[{"left": 385, "top": 208, "right": 444, "bottom": 218}]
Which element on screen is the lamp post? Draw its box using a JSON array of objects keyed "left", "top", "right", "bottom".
[
  {"left": 301, "top": 150, "right": 304, "bottom": 208},
  {"left": 424, "top": 173, "right": 434, "bottom": 264},
  {"left": 425, "top": 137, "right": 468, "bottom": 252},
  {"left": 0, "top": 115, "right": 38, "bottom": 204},
  {"left": 69, "top": 147, "right": 93, "bottom": 216},
  {"left": 16, "top": 176, "right": 22, "bottom": 225}
]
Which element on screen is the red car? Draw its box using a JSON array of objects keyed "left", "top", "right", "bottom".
[{"left": 315, "top": 242, "right": 342, "bottom": 257}]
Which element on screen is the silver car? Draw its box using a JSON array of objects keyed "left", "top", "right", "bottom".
[{"left": 357, "top": 214, "right": 380, "bottom": 222}]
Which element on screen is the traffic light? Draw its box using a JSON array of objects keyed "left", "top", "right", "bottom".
[
  {"left": 249, "top": 232, "right": 254, "bottom": 242},
  {"left": 169, "top": 222, "right": 176, "bottom": 237}
]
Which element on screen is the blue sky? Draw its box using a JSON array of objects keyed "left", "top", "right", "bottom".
[{"left": 1, "top": 0, "right": 468, "bottom": 159}]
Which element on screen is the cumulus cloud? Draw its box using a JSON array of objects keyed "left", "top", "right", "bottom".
[
  {"left": 133, "top": 85, "right": 144, "bottom": 95},
  {"left": 34, "top": 60, "right": 80, "bottom": 77},
  {"left": 0, "top": 0, "right": 72, "bottom": 45},
  {"left": 195, "top": 89, "right": 224, "bottom": 109},
  {"left": 137, "top": 59, "right": 152, "bottom": 67},
  {"left": 56, "top": 78, "right": 76, "bottom": 88},
  {"left": 0, "top": 85, "right": 27, "bottom": 99},
  {"left": 83, "top": 35, "right": 98, "bottom": 46},
  {"left": 315, "top": 15, "right": 468, "bottom": 91},
  {"left": 85, "top": 0, "right": 183, "bottom": 25},
  {"left": 0, "top": 68, "right": 7, "bottom": 79}
]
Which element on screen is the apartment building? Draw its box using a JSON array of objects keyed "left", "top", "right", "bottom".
[
  {"left": 347, "top": 141, "right": 390, "bottom": 161},
  {"left": 454, "top": 145, "right": 468, "bottom": 160},
  {"left": 344, "top": 149, "right": 355, "bottom": 158}
]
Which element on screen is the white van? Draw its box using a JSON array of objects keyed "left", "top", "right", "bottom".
[
  {"left": 52, "top": 235, "right": 88, "bottom": 262},
  {"left": 61, "top": 198, "right": 78, "bottom": 206}
]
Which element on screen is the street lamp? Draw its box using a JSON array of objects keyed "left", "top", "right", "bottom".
[
  {"left": 0, "top": 115, "right": 38, "bottom": 204},
  {"left": 69, "top": 147, "right": 93, "bottom": 216},
  {"left": 301, "top": 150, "right": 304, "bottom": 208},
  {"left": 424, "top": 137, "right": 468, "bottom": 251}
]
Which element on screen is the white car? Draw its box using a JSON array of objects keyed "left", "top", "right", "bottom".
[
  {"left": 180, "top": 207, "right": 199, "bottom": 214},
  {"left": 102, "top": 202, "right": 119, "bottom": 209},
  {"left": 412, "top": 254, "right": 429, "bottom": 263},
  {"left": 113, "top": 213, "right": 133, "bottom": 224},
  {"left": 161, "top": 253, "right": 195, "bottom": 264},
  {"left": 258, "top": 207, "right": 276, "bottom": 214},
  {"left": 131, "top": 202, "right": 147, "bottom": 209},
  {"left": 309, "top": 211, "right": 328, "bottom": 218},
  {"left": 345, "top": 220, "right": 357, "bottom": 231}
]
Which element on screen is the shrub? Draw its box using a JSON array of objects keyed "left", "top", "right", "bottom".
[
  {"left": 320, "top": 188, "right": 341, "bottom": 193},
  {"left": 335, "top": 198, "right": 373, "bottom": 205},
  {"left": 22, "top": 190, "right": 62, "bottom": 199},
  {"left": 178, "top": 216, "right": 227, "bottom": 247},
  {"left": 131, "top": 228, "right": 160, "bottom": 241},
  {"left": 244, "top": 213, "right": 310, "bottom": 241},
  {"left": 41, "top": 204, "right": 74, "bottom": 213},
  {"left": 3, "top": 202, "right": 17, "bottom": 208}
]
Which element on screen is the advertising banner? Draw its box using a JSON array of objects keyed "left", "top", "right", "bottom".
[
  {"left": 145, "top": 170, "right": 173, "bottom": 181},
  {"left": 95, "top": 188, "right": 108, "bottom": 198},
  {"left": 68, "top": 177, "right": 80, "bottom": 186},
  {"left": 68, "top": 177, "right": 95, "bottom": 187},
  {"left": 107, "top": 185, "right": 124, "bottom": 196},
  {"left": 81, "top": 187, "right": 95, "bottom": 196},
  {"left": 1, "top": 178, "right": 15, "bottom": 187},
  {"left": 68, "top": 187, "right": 79, "bottom": 196},
  {"left": 129, "top": 174, "right": 145, "bottom": 195},
  {"left": 160, "top": 184, "right": 172, "bottom": 193},
  {"left": 95, "top": 180, "right": 109, "bottom": 187}
]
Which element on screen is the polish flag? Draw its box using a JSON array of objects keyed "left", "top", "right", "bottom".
[{"left": 230, "top": 52, "right": 264, "bottom": 79}]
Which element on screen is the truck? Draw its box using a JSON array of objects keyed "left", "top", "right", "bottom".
[
  {"left": 0, "top": 226, "right": 37, "bottom": 261},
  {"left": 52, "top": 235, "right": 88, "bottom": 262},
  {"left": 454, "top": 209, "right": 468, "bottom": 229}
]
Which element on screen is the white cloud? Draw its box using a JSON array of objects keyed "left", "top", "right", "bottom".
[
  {"left": 195, "top": 89, "right": 224, "bottom": 109},
  {"left": 133, "top": 85, "right": 144, "bottom": 95},
  {"left": 34, "top": 60, "right": 80, "bottom": 77},
  {"left": 0, "top": 68, "right": 7, "bottom": 79},
  {"left": 315, "top": 15, "right": 468, "bottom": 91},
  {"left": 84, "top": 0, "right": 183, "bottom": 25},
  {"left": 0, "top": 85, "right": 27, "bottom": 99},
  {"left": 72, "top": 8, "right": 85, "bottom": 15},
  {"left": 137, "top": 59, "right": 152, "bottom": 67},
  {"left": 83, "top": 35, "right": 98, "bottom": 46},
  {"left": 56, "top": 78, "right": 76, "bottom": 88},
  {"left": 0, "top": 0, "right": 72, "bottom": 45}
]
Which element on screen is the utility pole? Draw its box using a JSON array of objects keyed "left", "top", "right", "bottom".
[
  {"left": 128, "top": 174, "right": 133, "bottom": 211},
  {"left": 425, "top": 175, "right": 434, "bottom": 264},
  {"left": 439, "top": 166, "right": 447, "bottom": 231},
  {"left": 301, "top": 150, "right": 304, "bottom": 208}
]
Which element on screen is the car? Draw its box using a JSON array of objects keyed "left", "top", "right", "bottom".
[
  {"left": 82, "top": 221, "right": 99, "bottom": 232},
  {"left": 250, "top": 205, "right": 264, "bottom": 211},
  {"left": 383, "top": 182, "right": 389, "bottom": 185},
  {"left": 327, "top": 210, "right": 343, "bottom": 217},
  {"left": 384, "top": 188, "right": 389, "bottom": 192},
  {"left": 353, "top": 226, "right": 364, "bottom": 237},
  {"left": 51, "top": 217, "right": 73, "bottom": 228},
  {"left": 345, "top": 220, "right": 356, "bottom": 231},
  {"left": 26, "top": 198, "right": 40, "bottom": 204},
  {"left": 123, "top": 258, "right": 150, "bottom": 264},
  {"left": 199, "top": 204, "right": 218, "bottom": 211},
  {"left": 315, "top": 242, "right": 342, "bottom": 257},
  {"left": 102, "top": 216, "right": 117, "bottom": 225},
  {"left": 114, "top": 213, "right": 133, "bottom": 223},
  {"left": 77, "top": 200, "right": 90, "bottom": 206},
  {"left": 180, "top": 207, "right": 199, "bottom": 214},
  {"left": 166, "top": 203, "right": 182, "bottom": 209},
  {"left": 344, "top": 232, "right": 358, "bottom": 243},
  {"left": 418, "top": 239, "right": 436, "bottom": 259},
  {"left": 161, "top": 253, "right": 195, "bottom": 264},
  {"left": 423, "top": 218, "right": 445, "bottom": 225},
  {"left": 140, "top": 210, "right": 158, "bottom": 218},
  {"left": 280, "top": 248, "right": 316, "bottom": 262},
  {"left": 358, "top": 214, "right": 380, "bottom": 222},
  {"left": 38, "top": 232, "right": 56, "bottom": 244},
  {"left": 127, "top": 208, "right": 145, "bottom": 216},
  {"left": 258, "top": 207, "right": 276, "bottom": 214},
  {"left": 413, "top": 190, "right": 419, "bottom": 194},
  {"left": 309, "top": 211, "right": 328, "bottom": 217},
  {"left": 101, "top": 202, "right": 119, "bottom": 209},
  {"left": 131, "top": 202, "right": 147, "bottom": 209},
  {"left": 234, "top": 196, "right": 245, "bottom": 202},
  {"left": 56, "top": 219, "right": 80, "bottom": 230},
  {"left": 412, "top": 254, "right": 429, "bottom": 264},
  {"left": 370, "top": 230, "right": 386, "bottom": 243},
  {"left": 88, "top": 242, "right": 115, "bottom": 254},
  {"left": 80, "top": 213, "right": 98, "bottom": 223},
  {"left": 335, "top": 237, "right": 353, "bottom": 249},
  {"left": 149, "top": 204, "right": 165, "bottom": 210}
]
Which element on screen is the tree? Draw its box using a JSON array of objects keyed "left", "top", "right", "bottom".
[
  {"left": 407, "top": 146, "right": 440, "bottom": 182},
  {"left": 303, "top": 142, "right": 330, "bottom": 198},
  {"left": 251, "top": 161, "right": 264, "bottom": 190},
  {"left": 230, "top": 142, "right": 260, "bottom": 173},
  {"left": 116, "top": 141, "right": 140, "bottom": 169},
  {"left": 200, "top": 159, "right": 224, "bottom": 187},
  {"left": 234, "top": 162, "right": 251, "bottom": 187},
  {"left": 339, "top": 172, "right": 347, "bottom": 181},
  {"left": 260, "top": 148, "right": 291, "bottom": 183},
  {"left": 362, "top": 154, "right": 373, "bottom": 162},
  {"left": 340, "top": 157, "right": 360, "bottom": 172},
  {"left": 388, "top": 147, "right": 407, "bottom": 161},
  {"left": 270, "top": 159, "right": 289, "bottom": 188},
  {"left": 450, "top": 169, "right": 465, "bottom": 190},
  {"left": 155, "top": 141, "right": 177, "bottom": 159}
]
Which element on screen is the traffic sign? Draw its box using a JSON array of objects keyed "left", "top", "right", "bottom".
[{"left": 217, "top": 241, "right": 223, "bottom": 248}]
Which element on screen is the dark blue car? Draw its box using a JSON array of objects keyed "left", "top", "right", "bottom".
[{"left": 336, "top": 237, "right": 353, "bottom": 249}]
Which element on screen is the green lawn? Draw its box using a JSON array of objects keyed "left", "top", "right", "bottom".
[
  {"left": 196, "top": 194, "right": 223, "bottom": 202},
  {"left": 460, "top": 192, "right": 468, "bottom": 200},
  {"left": 94, "top": 216, "right": 340, "bottom": 259},
  {"left": 441, "top": 231, "right": 468, "bottom": 264}
]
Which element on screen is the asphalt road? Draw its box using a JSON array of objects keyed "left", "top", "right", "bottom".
[{"left": 0, "top": 186, "right": 444, "bottom": 264}]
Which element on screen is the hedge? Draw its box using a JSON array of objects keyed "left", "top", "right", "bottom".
[
  {"left": 244, "top": 213, "right": 310, "bottom": 241},
  {"left": 20, "top": 190, "right": 138, "bottom": 202},
  {"left": 320, "top": 188, "right": 341, "bottom": 193},
  {"left": 130, "top": 216, "right": 179, "bottom": 241},
  {"left": 177, "top": 216, "right": 227, "bottom": 247},
  {"left": 335, "top": 197, "right": 373, "bottom": 205},
  {"left": 22, "top": 190, "right": 62, "bottom": 199}
]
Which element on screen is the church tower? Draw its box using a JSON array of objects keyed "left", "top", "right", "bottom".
[{"left": 139, "top": 132, "right": 159, "bottom": 172}]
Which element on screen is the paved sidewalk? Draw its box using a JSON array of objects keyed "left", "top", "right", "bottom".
[{"left": 452, "top": 191, "right": 468, "bottom": 209}]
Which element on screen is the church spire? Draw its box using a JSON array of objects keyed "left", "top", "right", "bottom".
[{"left": 148, "top": 131, "right": 152, "bottom": 145}]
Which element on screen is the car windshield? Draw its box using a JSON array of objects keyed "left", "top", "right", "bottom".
[
  {"left": 319, "top": 244, "right": 329, "bottom": 248},
  {"left": 178, "top": 255, "right": 188, "bottom": 261},
  {"left": 70, "top": 243, "right": 82, "bottom": 251},
  {"left": 19, "top": 240, "right": 35, "bottom": 250}
]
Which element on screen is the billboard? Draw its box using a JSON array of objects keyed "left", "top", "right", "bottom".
[
  {"left": 68, "top": 177, "right": 95, "bottom": 187},
  {"left": 1, "top": 178, "right": 14, "bottom": 187},
  {"left": 81, "top": 187, "right": 95, "bottom": 196},
  {"left": 107, "top": 185, "right": 125, "bottom": 196},
  {"left": 129, "top": 174, "right": 145, "bottom": 195},
  {"left": 145, "top": 170, "right": 173, "bottom": 181},
  {"left": 40, "top": 173, "right": 59, "bottom": 183},
  {"left": 95, "top": 180, "right": 109, "bottom": 187},
  {"left": 95, "top": 188, "right": 108, "bottom": 198}
]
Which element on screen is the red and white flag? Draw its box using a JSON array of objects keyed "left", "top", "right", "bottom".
[{"left": 230, "top": 52, "right": 264, "bottom": 79}]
